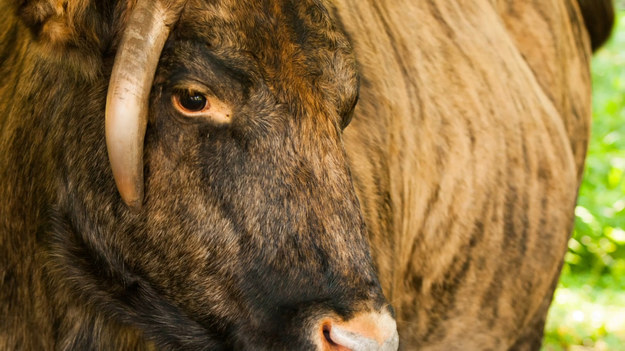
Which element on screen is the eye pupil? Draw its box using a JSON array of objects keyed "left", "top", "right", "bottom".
[{"left": 179, "top": 92, "right": 207, "bottom": 112}]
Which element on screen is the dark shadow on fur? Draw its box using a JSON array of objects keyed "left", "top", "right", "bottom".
[{"left": 45, "top": 208, "right": 228, "bottom": 350}]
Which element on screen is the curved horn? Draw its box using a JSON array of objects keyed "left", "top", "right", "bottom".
[{"left": 105, "top": 0, "right": 186, "bottom": 209}]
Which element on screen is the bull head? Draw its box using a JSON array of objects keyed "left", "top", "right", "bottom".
[{"left": 102, "top": 0, "right": 397, "bottom": 349}]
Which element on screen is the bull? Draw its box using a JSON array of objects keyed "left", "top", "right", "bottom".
[{"left": 0, "top": 0, "right": 614, "bottom": 350}]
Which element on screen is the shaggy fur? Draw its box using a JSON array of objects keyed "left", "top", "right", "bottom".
[
  {"left": 0, "top": 0, "right": 614, "bottom": 350},
  {"left": 2, "top": 0, "right": 383, "bottom": 349}
]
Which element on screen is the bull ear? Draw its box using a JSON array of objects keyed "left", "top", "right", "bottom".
[
  {"left": 17, "top": 0, "right": 90, "bottom": 47},
  {"left": 576, "top": 0, "right": 615, "bottom": 51},
  {"left": 105, "top": 0, "right": 187, "bottom": 209},
  {"left": 14, "top": 1, "right": 115, "bottom": 79}
]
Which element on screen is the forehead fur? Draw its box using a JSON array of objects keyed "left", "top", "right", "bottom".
[{"left": 174, "top": 0, "right": 359, "bottom": 122}]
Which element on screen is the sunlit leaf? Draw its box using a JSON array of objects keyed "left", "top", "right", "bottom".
[
  {"left": 576, "top": 206, "right": 597, "bottom": 225},
  {"left": 606, "top": 227, "right": 625, "bottom": 244}
]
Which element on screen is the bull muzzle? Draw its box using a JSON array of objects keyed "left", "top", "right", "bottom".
[{"left": 317, "top": 311, "right": 399, "bottom": 351}]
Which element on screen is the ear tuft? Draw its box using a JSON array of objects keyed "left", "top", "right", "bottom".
[{"left": 40, "top": 14, "right": 74, "bottom": 44}]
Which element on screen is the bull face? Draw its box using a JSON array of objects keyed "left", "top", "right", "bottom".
[{"left": 100, "top": 0, "right": 397, "bottom": 349}]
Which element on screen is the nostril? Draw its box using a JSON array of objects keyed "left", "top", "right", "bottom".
[
  {"left": 323, "top": 324, "right": 335, "bottom": 345},
  {"left": 317, "top": 313, "right": 399, "bottom": 351},
  {"left": 322, "top": 323, "right": 351, "bottom": 351}
]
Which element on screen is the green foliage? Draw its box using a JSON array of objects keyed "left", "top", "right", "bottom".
[{"left": 543, "top": 275, "right": 625, "bottom": 351}]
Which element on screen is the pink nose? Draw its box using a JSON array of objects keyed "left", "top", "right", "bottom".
[{"left": 317, "top": 311, "right": 399, "bottom": 351}]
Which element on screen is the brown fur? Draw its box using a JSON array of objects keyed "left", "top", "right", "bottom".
[
  {"left": 0, "top": 0, "right": 614, "bottom": 350},
  {"left": 335, "top": 0, "right": 606, "bottom": 349}
]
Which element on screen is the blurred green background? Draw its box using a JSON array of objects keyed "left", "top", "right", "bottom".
[{"left": 542, "top": 3, "right": 625, "bottom": 350}]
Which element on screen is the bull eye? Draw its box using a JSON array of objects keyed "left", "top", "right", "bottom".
[
  {"left": 180, "top": 93, "right": 207, "bottom": 111},
  {"left": 171, "top": 89, "right": 233, "bottom": 125},
  {"left": 173, "top": 91, "right": 209, "bottom": 114}
]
